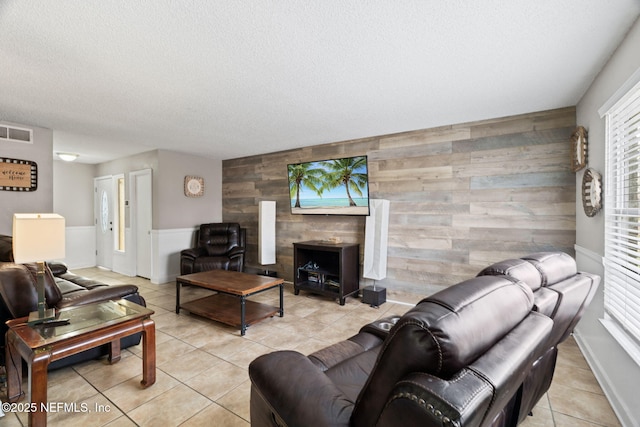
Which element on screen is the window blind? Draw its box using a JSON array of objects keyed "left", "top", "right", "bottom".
[{"left": 604, "top": 79, "right": 640, "bottom": 346}]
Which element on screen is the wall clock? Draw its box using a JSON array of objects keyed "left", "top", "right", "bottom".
[
  {"left": 582, "top": 168, "right": 602, "bottom": 217},
  {"left": 184, "top": 176, "right": 204, "bottom": 197},
  {"left": 571, "top": 126, "right": 588, "bottom": 172}
]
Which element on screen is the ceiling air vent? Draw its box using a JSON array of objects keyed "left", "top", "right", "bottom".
[{"left": 0, "top": 124, "right": 33, "bottom": 144}]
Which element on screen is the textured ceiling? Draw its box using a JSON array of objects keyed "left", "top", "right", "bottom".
[{"left": 1, "top": 1, "right": 639, "bottom": 164}]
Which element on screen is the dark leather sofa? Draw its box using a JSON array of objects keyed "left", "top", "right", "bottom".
[
  {"left": 0, "top": 235, "right": 146, "bottom": 369},
  {"left": 249, "top": 252, "right": 599, "bottom": 427},
  {"left": 180, "top": 222, "right": 246, "bottom": 275}
]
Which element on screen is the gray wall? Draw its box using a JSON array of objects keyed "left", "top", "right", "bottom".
[
  {"left": 53, "top": 160, "right": 96, "bottom": 226},
  {"left": 95, "top": 149, "right": 222, "bottom": 230},
  {"left": 95, "top": 149, "right": 159, "bottom": 225},
  {"left": 156, "top": 149, "right": 222, "bottom": 229},
  {"left": 574, "top": 16, "right": 640, "bottom": 427},
  {"left": 223, "top": 107, "right": 577, "bottom": 295},
  {"left": 0, "top": 122, "right": 53, "bottom": 234}
]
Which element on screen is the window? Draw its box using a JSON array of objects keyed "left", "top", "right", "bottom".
[{"left": 604, "top": 78, "right": 640, "bottom": 355}]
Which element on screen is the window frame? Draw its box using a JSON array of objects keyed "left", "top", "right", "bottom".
[{"left": 602, "top": 76, "right": 640, "bottom": 365}]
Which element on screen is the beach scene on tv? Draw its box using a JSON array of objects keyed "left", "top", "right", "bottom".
[{"left": 288, "top": 155, "right": 370, "bottom": 215}]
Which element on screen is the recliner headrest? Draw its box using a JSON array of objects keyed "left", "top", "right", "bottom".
[
  {"left": 199, "top": 223, "right": 242, "bottom": 255},
  {"left": 477, "top": 259, "right": 542, "bottom": 291},
  {"left": 353, "top": 275, "right": 535, "bottom": 426},
  {"left": 415, "top": 275, "right": 534, "bottom": 375},
  {"left": 521, "top": 252, "right": 577, "bottom": 286}
]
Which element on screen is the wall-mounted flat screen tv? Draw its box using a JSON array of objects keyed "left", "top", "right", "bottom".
[{"left": 287, "top": 155, "right": 370, "bottom": 216}]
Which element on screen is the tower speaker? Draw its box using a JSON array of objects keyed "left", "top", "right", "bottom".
[
  {"left": 363, "top": 199, "right": 390, "bottom": 280},
  {"left": 362, "top": 199, "right": 390, "bottom": 307},
  {"left": 259, "top": 201, "right": 276, "bottom": 266}
]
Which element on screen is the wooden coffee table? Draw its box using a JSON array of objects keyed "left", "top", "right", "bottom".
[
  {"left": 176, "top": 269, "right": 284, "bottom": 335},
  {"left": 5, "top": 299, "right": 155, "bottom": 427}
]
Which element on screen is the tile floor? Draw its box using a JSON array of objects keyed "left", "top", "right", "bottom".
[{"left": 0, "top": 268, "right": 620, "bottom": 426}]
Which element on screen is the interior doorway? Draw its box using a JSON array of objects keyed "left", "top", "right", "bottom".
[{"left": 131, "top": 169, "right": 152, "bottom": 279}]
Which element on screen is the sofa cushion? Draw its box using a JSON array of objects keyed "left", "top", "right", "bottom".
[
  {"left": 55, "top": 277, "right": 89, "bottom": 295},
  {"left": 326, "top": 349, "right": 381, "bottom": 404},
  {"left": 57, "top": 272, "right": 109, "bottom": 290},
  {"left": 194, "top": 256, "right": 231, "bottom": 271},
  {"left": 309, "top": 339, "right": 373, "bottom": 372},
  {"left": 57, "top": 284, "right": 141, "bottom": 308}
]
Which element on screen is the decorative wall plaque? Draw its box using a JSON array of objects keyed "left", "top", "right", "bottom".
[
  {"left": 570, "top": 126, "right": 588, "bottom": 172},
  {"left": 0, "top": 157, "right": 37, "bottom": 191},
  {"left": 582, "top": 168, "right": 602, "bottom": 217},
  {"left": 184, "top": 176, "right": 204, "bottom": 197}
]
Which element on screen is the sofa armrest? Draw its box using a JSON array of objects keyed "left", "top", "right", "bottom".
[
  {"left": 249, "top": 350, "right": 353, "bottom": 427},
  {"left": 228, "top": 246, "right": 245, "bottom": 259},
  {"left": 47, "top": 261, "right": 68, "bottom": 276},
  {"left": 376, "top": 370, "right": 493, "bottom": 427},
  {"left": 180, "top": 247, "right": 205, "bottom": 260},
  {"left": 55, "top": 284, "right": 141, "bottom": 309}
]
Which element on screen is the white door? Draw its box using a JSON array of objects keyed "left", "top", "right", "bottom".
[
  {"left": 95, "top": 176, "right": 113, "bottom": 269},
  {"left": 132, "top": 169, "right": 152, "bottom": 279}
]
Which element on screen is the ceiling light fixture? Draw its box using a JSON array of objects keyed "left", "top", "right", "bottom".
[{"left": 57, "top": 152, "right": 79, "bottom": 162}]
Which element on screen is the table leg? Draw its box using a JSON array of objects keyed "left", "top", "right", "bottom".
[
  {"left": 279, "top": 283, "right": 284, "bottom": 317},
  {"left": 141, "top": 318, "right": 156, "bottom": 388},
  {"left": 175, "top": 280, "right": 181, "bottom": 314},
  {"left": 108, "top": 339, "right": 121, "bottom": 364},
  {"left": 240, "top": 296, "right": 247, "bottom": 336},
  {"left": 29, "top": 350, "right": 52, "bottom": 427},
  {"left": 6, "top": 330, "right": 23, "bottom": 402}
]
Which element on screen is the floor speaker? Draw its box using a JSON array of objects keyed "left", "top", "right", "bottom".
[
  {"left": 259, "top": 201, "right": 276, "bottom": 265},
  {"left": 363, "top": 199, "right": 390, "bottom": 280},
  {"left": 362, "top": 285, "right": 386, "bottom": 307}
]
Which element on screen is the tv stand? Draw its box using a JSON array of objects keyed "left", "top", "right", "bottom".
[{"left": 293, "top": 241, "right": 359, "bottom": 305}]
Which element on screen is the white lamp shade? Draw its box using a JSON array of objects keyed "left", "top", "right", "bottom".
[
  {"left": 12, "top": 213, "right": 66, "bottom": 263},
  {"left": 258, "top": 201, "right": 276, "bottom": 265},
  {"left": 363, "top": 199, "right": 390, "bottom": 280}
]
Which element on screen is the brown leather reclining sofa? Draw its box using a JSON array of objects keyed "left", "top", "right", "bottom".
[
  {"left": 0, "top": 235, "right": 146, "bottom": 369},
  {"left": 249, "top": 252, "right": 599, "bottom": 427}
]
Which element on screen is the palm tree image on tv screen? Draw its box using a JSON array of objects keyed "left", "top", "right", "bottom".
[{"left": 287, "top": 155, "right": 370, "bottom": 216}]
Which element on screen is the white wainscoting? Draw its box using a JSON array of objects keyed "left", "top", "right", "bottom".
[
  {"left": 64, "top": 226, "right": 96, "bottom": 269},
  {"left": 65, "top": 226, "right": 197, "bottom": 285},
  {"left": 573, "top": 244, "right": 640, "bottom": 427},
  {"left": 151, "top": 227, "right": 197, "bottom": 284}
]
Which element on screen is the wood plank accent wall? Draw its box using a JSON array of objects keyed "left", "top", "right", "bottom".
[{"left": 223, "top": 107, "right": 576, "bottom": 296}]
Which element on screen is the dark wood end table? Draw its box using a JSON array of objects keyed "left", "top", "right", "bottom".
[{"left": 5, "top": 299, "right": 155, "bottom": 427}]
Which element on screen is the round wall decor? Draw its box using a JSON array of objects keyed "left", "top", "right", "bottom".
[
  {"left": 582, "top": 168, "right": 602, "bottom": 217},
  {"left": 184, "top": 176, "right": 204, "bottom": 197}
]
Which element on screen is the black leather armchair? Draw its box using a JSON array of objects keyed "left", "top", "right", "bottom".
[{"left": 180, "top": 223, "right": 246, "bottom": 275}]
